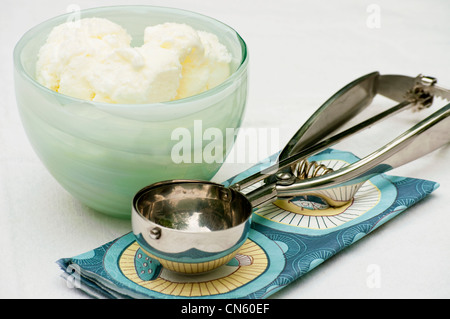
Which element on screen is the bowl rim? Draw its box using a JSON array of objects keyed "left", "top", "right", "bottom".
[
  {"left": 13, "top": 4, "right": 249, "bottom": 108},
  {"left": 132, "top": 179, "right": 253, "bottom": 235}
]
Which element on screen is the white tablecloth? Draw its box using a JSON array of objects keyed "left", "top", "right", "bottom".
[{"left": 1, "top": 0, "right": 449, "bottom": 298}]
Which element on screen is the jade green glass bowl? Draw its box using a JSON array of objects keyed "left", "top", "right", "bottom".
[{"left": 13, "top": 5, "right": 248, "bottom": 218}]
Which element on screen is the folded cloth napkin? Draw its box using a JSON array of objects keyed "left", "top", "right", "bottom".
[{"left": 57, "top": 149, "right": 439, "bottom": 299}]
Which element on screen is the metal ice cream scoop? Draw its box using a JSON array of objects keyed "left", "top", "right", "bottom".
[{"left": 132, "top": 72, "right": 450, "bottom": 274}]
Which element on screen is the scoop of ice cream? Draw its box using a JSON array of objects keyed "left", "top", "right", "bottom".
[
  {"left": 144, "top": 23, "right": 232, "bottom": 99},
  {"left": 86, "top": 45, "right": 182, "bottom": 104},
  {"left": 198, "top": 31, "right": 233, "bottom": 89},
  {"left": 36, "top": 17, "right": 132, "bottom": 99},
  {"left": 35, "top": 18, "right": 232, "bottom": 104}
]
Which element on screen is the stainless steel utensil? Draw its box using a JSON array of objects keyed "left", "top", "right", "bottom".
[
  {"left": 132, "top": 72, "right": 450, "bottom": 274},
  {"left": 234, "top": 73, "right": 450, "bottom": 207},
  {"left": 132, "top": 180, "right": 252, "bottom": 274}
]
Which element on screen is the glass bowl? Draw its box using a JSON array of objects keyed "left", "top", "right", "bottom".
[{"left": 13, "top": 5, "right": 248, "bottom": 218}]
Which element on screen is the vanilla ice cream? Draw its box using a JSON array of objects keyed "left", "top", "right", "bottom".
[{"left": 35, "top": 18, "right": 232, "bottom": 103}]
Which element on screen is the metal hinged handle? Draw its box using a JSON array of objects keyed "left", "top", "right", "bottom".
[{"left": 233, "top": 72, "right": 450, "bottom": 208}]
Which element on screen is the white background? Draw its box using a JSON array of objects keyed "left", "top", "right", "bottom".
[{"left": 1, "top": 0, "right": 449, "bottom": 298}]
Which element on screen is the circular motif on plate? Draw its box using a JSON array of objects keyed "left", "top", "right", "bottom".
[
  {"left": 112, "top": 230, "right": 285, "bottom": 298},
  {"left": 247, "top": 157, "right": 396, "bottom": 234}
]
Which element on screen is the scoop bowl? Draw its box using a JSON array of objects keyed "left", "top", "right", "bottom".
[{"left": 131, "top": 180, "right": 252, "bottom": 274}]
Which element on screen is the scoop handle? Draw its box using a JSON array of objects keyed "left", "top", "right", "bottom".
[
  {"left": 276, "top": 103, "right": 450, "bottom": 196},
  {"left": 279, "top": 72, "right": 379, "bottom": 160}
]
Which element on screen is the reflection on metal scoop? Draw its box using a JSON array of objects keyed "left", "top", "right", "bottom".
[
  {"left": 132, "top": 72, "right": 450, "bottom": 274},
  {"left": 132, "top": 180, "right": 252, "bottom": 274}
]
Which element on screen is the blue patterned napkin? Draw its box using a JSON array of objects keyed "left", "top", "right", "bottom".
[{"left": 57, "top": 149, "right": 439, "bottom": 298}]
